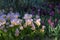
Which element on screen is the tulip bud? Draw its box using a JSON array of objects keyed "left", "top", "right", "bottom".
[
  {"left": 42, "top": 25, "right": 45, "bottom": 30},
  {"left": 15, "top": 29, "right": 19, "bottom": 37},
  {"left": 40, "top": 29, "right": 44, "bottom": 33}
]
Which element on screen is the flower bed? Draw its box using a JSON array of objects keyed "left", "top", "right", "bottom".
[{"left": 0, "top": 2, "right": 60, "bottom": 40}]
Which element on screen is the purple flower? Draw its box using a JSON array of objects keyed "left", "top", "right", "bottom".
[
  {"left": 7, "top": 11, "right": 20, "bottom": 20},
  {"left": 15, "top": 12, "right": 20, "bottom": 18},
  {"left": 31, "top": 7, "right": 36, "bottom": 15},
  {"left": 32, "top": 11, "right": 35, "bottom": 15},
  {"left": 38, "top": 8, "right": 40, "bottom": 15},
  {"left": 7, "top": 12, "right": 14, "bottom": 20},
  {"left": 0, "top": 14, "right": 6, "bottom": 19},
  {"left": 0, "top": 17, "right": 6, "bottom": 26},
  {"left": 48, "top": 3, "right": 55, "bottom": 9},
  {"left": 11, "top": 18, "right": 22, "bottom": 25},
  {"left": 49, "top": 10, "right": 54, "bottom": 16}
]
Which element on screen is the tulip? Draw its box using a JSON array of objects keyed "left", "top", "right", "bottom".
[
  {"left": 20, "top": 26, "right": 24, "bottom": 30},
  {"left": 48, "top": 18, "right": 54, "bottom": 27},
  {"left": 11, "top": 19, "right": 22, "bottom": 25},
  {"left": 40, "top": 29, "right": 44, "bottom": 33},
  {"left": 0, "top": 17, "right": 6, "bottom": 26},
  {"left": 31, "top": 23, "right": 35, "bottom": 30},
  {"left": 37, "top": 8, "right": 40, "bottom": 15},
  {"left": 42, "top": 25, "right": 45, "bottom": 30},
  {"left": 35, "top": 19, "right": 41, "bottom": 27},
  {"left": 23, "top": 13, "right": 32, "bottom": 19},
  {"left": 35, "top": 15, "right": 40, "bottom": 19},
  {"left": 25, "top": 19, "right": 33, "bottom": 26},
  {"left": 48, "top": 18, "right": 52, "bottom": 24}
]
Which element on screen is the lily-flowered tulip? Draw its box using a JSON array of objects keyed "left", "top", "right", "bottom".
[
  {"left": 11, "top": 19, "right": 22, "bottom": 25},
  {"left": 1, "top": 14, "right": 6, "bottom": 18},
  {"left": 25, "top": 19, "right": 33, "bottom": 26},
  {"left": 50, "top": 22, "right": 54, "bottom": 27},
  {"left": 35, "top": 19, "right": 41, "bottom": 27},
  {"left": 7, "top": 12, "right": 15, "bottom": 20},
  {"left": 42, "top": 25, "right": 45, "bottom": 30},
  {"left": 38, "top": 8, "right": 40, "bottom": 15},
  {"left": 0, "top": 17, "right": 6, "bottom": 26},
  {"left": 48, "top": 18, "right": 54, "bottom": 27},
  {"left": 35, "top": 15, "right": 40, "bottom": 19},
  {"left": 31, "top": 23, "right": 35, "bottom": 30},
  {"left": 23, "top": 13, "right": 32, "bottom": 19},
  {"left": 14, "top": 12, "right": 20, "bottom": 18},
  {"left": 20, "top": 26, "right": 24, "bottom": 30},
  {"left": 40, "top": 29, "right": 44, "bottom": 33}
]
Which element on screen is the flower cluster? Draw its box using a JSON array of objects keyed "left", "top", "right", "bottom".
[
  {"left": 0, "top": 10, "right": 46, "bottom": 39},
  {"left": 0, "top": 2, "right": 60, "bottom": 40}
]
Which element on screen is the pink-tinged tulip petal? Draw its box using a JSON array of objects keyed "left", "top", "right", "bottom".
[
  {"left": 31, "top": 23, "right": 35, "bottom": 30},
  {"left": 15, "top": 29, "right": 19, "bottom": 37},
  {"left": 38, "top": 9, "right": 40, "bottom": 15},
  {"left": 20, "top": 26, "right": 24, "bottom": 30},
  {"left": 42, "top": 25, "right": 45, "bottom": 30},
  {"left": 48, "top": 18, "right": 54, "bottom": 27},
  {"left": 55, "top": 18, "right": 58, "bottom": 22},
  {"left": 50, "top": 22, "right": 54, "bottom": 27},
  {"left": 48, "top": 19, "right": 51, "bottom": 24}
]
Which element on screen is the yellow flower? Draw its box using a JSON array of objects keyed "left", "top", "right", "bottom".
[
  {"left": 25, "top": 19, "right": 33, "bottom": 26},
  {"left": 40, "top": 29, "right": 44, "bottom": 33},
  {"left": 11, "top": 21, "right": 18, "bottom": 25},
  {"left": 42, "top": 25, "right": 45, "bottom": 30},
  {"left": 35, "top": 19, "right": 41, "bottom": 27},
  {"left": 23, "top": 23, "right": 27, "bottom": 28},
  {"left": 11, "top": 19, "right": 22, "bottom": 25},
  {"left": 0, "top": 18, "right": 6, "bottom": 26},
  {"left": 20, "top": 26, "right": 24, "bottom": 30}
]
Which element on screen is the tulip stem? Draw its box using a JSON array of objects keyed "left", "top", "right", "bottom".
[{"left": 54, "top": 37, "right": 58, "bottom": 40}]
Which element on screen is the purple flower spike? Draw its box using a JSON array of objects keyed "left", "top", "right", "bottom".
[
  {"left": 32, "top": 11, "right": 35, "bottom": 15},
  {"left": 49, "top": 3, "right": 55, "bottom": 9},
  {"left": 31, "top": 7, "right": 36, "bottom": 15},
  {"left": 38, "top": 8, "right": 40, "bottom": 15},
  {"left": 49, "top": 10, "right": 54, "bottom": 16}
]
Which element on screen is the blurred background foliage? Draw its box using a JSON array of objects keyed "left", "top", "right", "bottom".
[{"left": 0, "top": 0, "right": 57, "bottom": 10}]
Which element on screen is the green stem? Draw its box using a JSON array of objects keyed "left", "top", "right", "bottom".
[{"left": 54, "top": 37, "right": 58, "bottom": 40}]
